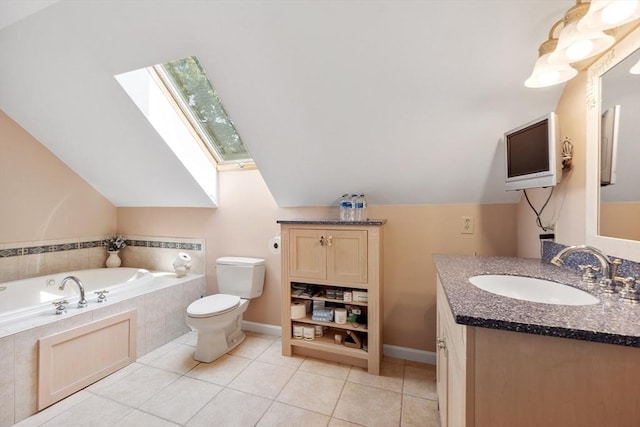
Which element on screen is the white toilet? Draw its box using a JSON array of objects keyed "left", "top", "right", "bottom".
[{"left": 186, "top": 256, "right": 265, "bottom": 363}]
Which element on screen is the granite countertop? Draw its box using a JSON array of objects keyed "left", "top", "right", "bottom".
[
  {"left": 432, "top": 254, "right": 640, "bottom": 347},
  {"left": 277, "top": 219, "right": 387, "bottom": 225}
]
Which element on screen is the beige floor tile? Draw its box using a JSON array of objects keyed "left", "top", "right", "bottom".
[
  {"left": 40, "top": 395, "right": 133, "bottom": 426},
  {"left": 172, "top": 330, "right": 197, "bottom": 346},
  {"left": 139, "top": 376, "right": 223, "bottom": 424},
  {"left": 185, "top": 354, "right": 252, "bottom": 386},
  {"left": 405, "top": 360, "right": 435, "bottom": 370},
  {"left": 113, "top": 409, "right": 180, "bottom": 426},
  {"left": 277, "top": 370, "right": 345, "bottom": 415},
  {"left": 299, "top": 357, "right": 352, "bottom": 380},
  {"left": 147, "top": 343, "right": 200, "bottom": 374},
  {"left": 329, "top": 418, "right": 365, "bottom": 427},
  {"left": 136, "top": 341, "right": 181, "bottom": 365},
  {"left": 13, "top": 390, "right": 92, "bottom": 427},
  {"left": 257, "top": 401, "right": 330, "bottom": 427},
  {"left": 228, "top": 360, "right": 295, "bottom": 399},
  {"left": 228, "top": 334, "right": 274, "bottom": 359},
  {"left": 187, "top": 388, "right": 271, "bottom": 427},
  {"left": 85, "top": 362, "right": 144, "bottom": 394},
  {"left": 91, "top": 365, "right": 180, "bottom": 407},
  {"left": 347, "top": 361, "right": 404, "bottom": 393},
  {"left": 257, "top": 340, "right": 306, "bottom": 369},
  {"left": 401, "top": 395, "right": 440, "bottom": 427},
  {"left": 333, "top": 382, "right": 402, "bottom": 426},
  {"left": 403, "top": 365, "right": 437, "bottom": 400}
]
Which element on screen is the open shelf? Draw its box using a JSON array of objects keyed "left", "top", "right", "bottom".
[
  {"left": 290, "top": 333, "right": 369, "bottom": 359},
  {"left": 290, "top": 292, "right": 368, "bottom": 307},
  {"left": 291, "top": 314, "right": 367, "bottom": 332}
]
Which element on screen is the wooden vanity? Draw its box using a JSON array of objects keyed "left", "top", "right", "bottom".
[{"left": 434, "top": 254, "right": 640, "bottom": 427}]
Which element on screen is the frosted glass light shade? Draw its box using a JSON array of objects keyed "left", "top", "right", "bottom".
[
  {"left": 525, "top": 54, "right": 578, "bottom": 88},
  {"left": 578, "top": 0, "right": 640, "bottom": 32},
  {"left": 630, "top": 57, "right": 640, "bottom": 74},
  {"left": 548, "top": 20, "right": 615, "bottom": 64}
]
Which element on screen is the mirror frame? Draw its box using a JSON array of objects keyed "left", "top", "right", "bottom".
[{"left": 585, "top": 26, "right": 640, "bottom": 262}]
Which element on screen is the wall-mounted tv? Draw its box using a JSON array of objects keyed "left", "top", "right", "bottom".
[
  {"left": 600, "top": 105, "right": 620, "bottom": 187},
  {"left": 504, "top": 112, "right": 562, "bottom": 191}
]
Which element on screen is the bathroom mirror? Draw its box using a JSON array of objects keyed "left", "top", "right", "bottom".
[
  {"left": 586, "top": 26, "right": 640, "bottom": 262},
  {"left": 599, "top": 48, "right": 640, "bottom": 241}
]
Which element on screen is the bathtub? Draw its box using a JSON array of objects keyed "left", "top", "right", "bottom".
[
  {"left": 0, "top": 268, "right": 154, "bottom": 325},
  {"left": 0, "top": 268, "right": 205, "bottom": 424}
]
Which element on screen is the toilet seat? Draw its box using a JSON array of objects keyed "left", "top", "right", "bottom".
[{"left": 187, "top": 294, "right": 241, "bottom": 318}]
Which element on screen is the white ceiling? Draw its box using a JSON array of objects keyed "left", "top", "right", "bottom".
[{"left": 0, "top": 0, "right": 575, "bottom": 207}]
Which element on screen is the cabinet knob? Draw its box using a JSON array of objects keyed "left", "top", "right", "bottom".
[
  {"left": 436, "top": 337, "right": 446, "bottom": 350},
  {"left": 319, "top": 235, "right": 325, "bottom": 246},
  {"left": 327, "top": 236, "right": 333, "bottom": 247}
]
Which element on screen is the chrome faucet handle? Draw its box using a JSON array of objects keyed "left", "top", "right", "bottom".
[
  {"left": 578, "top": 265, "right": 600, "bottom": 286},
  {"left": 619, "top": 277, "right": 640, "bottom": 302},
  {"left": 52, "top": 300, "right": 68, "bottom": 315},
  {"left": 598, "top": 278, "right": 617, "bottom": 293},
  {"left": 611, "top": 258, "right": 622, "bottom": 279},
  {"left": 95, "top": 290, "right": 109, "bottom": 303}
]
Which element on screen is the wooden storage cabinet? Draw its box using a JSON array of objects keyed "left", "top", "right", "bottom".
[{"left": 279, "top": 221, "right": 384, "bottom": 375}]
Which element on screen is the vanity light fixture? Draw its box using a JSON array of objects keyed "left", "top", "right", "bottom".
[
  {"left": 578, "top": 0, "right": 640, "bottom": 32},
  {"left": 525, "top": 20, "right": 578, "bottom": 88},
  {"left": 549, "top": 2, "right": 615, "bottom": 65},
  {"left": 630, "top": 57, "right": 640, "bottom": 73}
]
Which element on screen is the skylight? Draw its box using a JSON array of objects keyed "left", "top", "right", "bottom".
[{"left": 153, "top": 56, "right": 253, "bottom": 166}]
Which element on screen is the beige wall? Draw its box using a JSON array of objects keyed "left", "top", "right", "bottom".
[
  {"left": 0, "top": 110, "right": 116, "bottom": 243},
  {"left": 118, "top": 170, "right": 518, "bottom": 352},
  {"left": 2, "top": 108, "right": 518, "bottom": 353},
  {"left": 517, "top": 72, "right": 588, "bottom": 258},
  {"left": 600, "top": 202, "right": 640, "bottom": 241}
]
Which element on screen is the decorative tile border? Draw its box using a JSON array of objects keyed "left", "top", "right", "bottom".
[
  {"left": 126, "top": 240, "right": 202, "bottom": 251},
  {"left": 0, "top": 239, "right": 201, "bottom": 258}
]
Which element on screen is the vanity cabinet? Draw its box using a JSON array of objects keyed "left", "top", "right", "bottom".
[
  {"left": 279, "top": 221, "right": 384, "bottom": 374},
  {"left": 436, "top": 275, "right": 640, "bottom": 427}
]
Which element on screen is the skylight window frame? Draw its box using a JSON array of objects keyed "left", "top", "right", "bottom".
[{"left": 150, "top": 61, "right": 254, "bottom": 171}]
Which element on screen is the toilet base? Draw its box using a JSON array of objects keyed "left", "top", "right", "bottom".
[{"left": 187, "top": 299, "right": 249, "bottom": 363}]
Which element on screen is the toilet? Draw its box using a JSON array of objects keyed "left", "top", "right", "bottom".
[{"left": 186, "top": 256, "right": 266, "bottom": 363}]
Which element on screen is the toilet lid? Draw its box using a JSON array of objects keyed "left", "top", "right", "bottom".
[{"left": 187, "top": 294, "right": 241, "bottom": 318}]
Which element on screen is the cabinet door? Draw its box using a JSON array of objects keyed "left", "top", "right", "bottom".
[
  {"left": 436, "top": 305, "right": 448, "bottom": 427},
  {"left": 289, "top": 229, "right": 326, "bottom": 279},
  {"left": 326, "top": 230, "right": 368, "bottom": 283}
]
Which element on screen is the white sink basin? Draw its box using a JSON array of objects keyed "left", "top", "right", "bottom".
[{"left": 468, "top": 275, "right": 599, "bottom": 306}]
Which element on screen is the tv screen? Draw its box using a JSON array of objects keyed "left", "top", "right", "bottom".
[
  {"left": 504, "top": 112, "right": 561, "bottom": 191},
  {"left": 506, "top": 120, "right": 550, "bottom": 178}
]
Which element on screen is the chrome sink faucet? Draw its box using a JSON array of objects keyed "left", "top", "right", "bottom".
[
  {"left": 59, "top": 276, "right": 88, "bottom": 308},
  {"left": 550, "top": 245, "right": 624, "bottom": 292}
]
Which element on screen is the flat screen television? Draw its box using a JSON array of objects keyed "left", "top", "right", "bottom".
[
  {"left": 600, "top": 105, "right": 620, "bottom": 187},
  {"left": 504, "top": 112, "right": 561, "bottom": 191}
]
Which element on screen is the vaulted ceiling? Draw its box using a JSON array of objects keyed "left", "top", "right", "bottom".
[{"left": 0, "top": 0, "right": 574, "bottom": 207}]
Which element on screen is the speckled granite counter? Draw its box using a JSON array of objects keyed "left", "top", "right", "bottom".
[{"left": 433, "top": 254, "right": 640, "bottom": 347}]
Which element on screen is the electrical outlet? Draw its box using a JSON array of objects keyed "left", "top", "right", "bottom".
[{"left": 461, "top": 216, "right": 474, "bottom": 234}]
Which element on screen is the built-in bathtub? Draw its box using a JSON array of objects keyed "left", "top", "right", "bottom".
[
  {"left": 0, "top": 268, "right": 205, "bottom": 425},
  {"left": 0, "top": 268, "right": 153, "bottom": 325}
]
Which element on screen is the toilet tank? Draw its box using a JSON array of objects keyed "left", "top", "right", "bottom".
[{"left": 216, "top": 257, "right": 266, "bottom": 299}]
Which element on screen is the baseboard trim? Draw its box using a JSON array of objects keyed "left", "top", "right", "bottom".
[
  {"left": 242, "top": 320, "right": 282, "bottom": 337},
  {"left": 383, "top": 344, "right": 436, "bottom": 365},
  {"left": 242, "top": 321, "right": 436, "bottom": 365}
]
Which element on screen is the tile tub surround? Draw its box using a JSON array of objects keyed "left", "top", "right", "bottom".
[
  {"left": 0, "top": 235, "right": 205, "bottom": 282},
  {"left": 0, "top": 273, "right": 205, "bottom": 425},
  {"left": 432, "top": 254, "right": 640, "bottom": 347}
]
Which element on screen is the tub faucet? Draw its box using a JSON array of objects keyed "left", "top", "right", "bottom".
[
  {"left": 550, "top": 245, "right": 622, "bottom": 291},
  {"left": 59, "top": 276, "right": 87, "bottom": 308}
]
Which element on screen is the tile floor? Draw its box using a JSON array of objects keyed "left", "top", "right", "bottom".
[{"left": 16, "top": 331, "right": 441, "bottom": 427}]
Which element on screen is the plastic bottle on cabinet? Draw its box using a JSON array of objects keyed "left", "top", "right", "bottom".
[
  {"left": 350, "top": 194, "right": 359, "bottom": 221},
  {"left": 340, "top": 194, "right": 351, "bottom": 221},
  {"left": 357, "top": 194, "right": 367, "bottom": 221}
]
